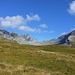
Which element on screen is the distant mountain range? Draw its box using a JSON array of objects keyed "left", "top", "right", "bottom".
[{"left": 0, "top": 28, "right": 75, "bottom": 46}]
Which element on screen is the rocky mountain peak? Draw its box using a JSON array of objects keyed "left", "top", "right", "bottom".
[
  {"left": 0, "top": 29, "right": 9, "bottom": 35},
  {"left": 42, "top": 30, "right": 75, "bottom": 46},
  {"left": 11, "top": 32, "right": 18, "bottom": 37},
  {"left": 25, "top": 34, "right": 31, "bottom": 41},
  {"left": 70, "top": 30, "right": 75, "bottom": 35},
  {"left": 0, "top": 29, "right": 39, "bottom": 45}
]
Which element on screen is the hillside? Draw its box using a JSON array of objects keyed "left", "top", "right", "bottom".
[{"left": 0, "top": 38, "right": 75, "bottom": 75}]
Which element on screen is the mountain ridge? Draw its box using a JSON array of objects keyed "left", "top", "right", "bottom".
[
  {"left": 42, "top": 30, "right": 75, "bottom": 46},
  {"left": 0, "top": 28, "right": 75, "bottom": 46},
  {"left": 0, "top": 29, "right": 40, "bottom": 45}
]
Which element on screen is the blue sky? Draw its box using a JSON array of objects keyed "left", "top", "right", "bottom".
[{"left": 0, "top": 0, "right": 75, "bottom": 42}]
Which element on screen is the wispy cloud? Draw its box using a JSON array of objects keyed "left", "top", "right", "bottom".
[
  {"left": 40, "top": 24, "right": 48, "bottom": 28},
  {"left": 19, "top": 25, "right": 36, "bottom": 32},
  {"left": 26, "top": 14, "right": 40, "bottom": 22},
  {"left": 0, "top": 15, "right": 24, "bottom": 28},
  {"left": 35, "top": 28, "right": 41, "bottom": 33},
  {"left": 68, "top": 1, "right": 75, "bottom": 15},
  {"left": 0, "top": 14, "right": 40, "bottom": 32},
  {"left": 49, "top": 30, "right": 54, "bottom": 33},
  {"left": 0, "top": 14, "right": 52, "bottom": 33}
]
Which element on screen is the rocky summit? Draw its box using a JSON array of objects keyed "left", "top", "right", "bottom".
[
  {"left": 0, "top": 29, "right": 40, "bottom": 45},
  {"left": 41, "top": 30, "right": 75, "bottom": 46}
]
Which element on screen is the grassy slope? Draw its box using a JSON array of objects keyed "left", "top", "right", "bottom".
[{"left": 0, "top": 38, "right": 75, "bottom": 75}]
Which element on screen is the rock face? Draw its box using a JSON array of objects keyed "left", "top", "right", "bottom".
[
  {"left": 42, "top": 30, "right": 75, "bottom": 46},
  {"left": 0, "top": 29, "right": 40, "bottom": 45},
  {"left": 56, "top": 30, "right": 75, "bottom": 45}
]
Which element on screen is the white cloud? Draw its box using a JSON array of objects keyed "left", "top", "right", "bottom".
[
  {"left": 19, "top": 25, "right": 36, "bottom": 32},
  {"left": 0, "top": 15, "right": 24, "bottom": 28},
  {"left": 0, "top": 14, "right": 51, "bottom": 33},
  {"left": 49, "top": 30, "right": 54, "bottom": 33},
  {"left": 40, "top": 24, "right": 48, "bottom": 28},
  {"left": 0, "top": 17, "right": 3, "bottom": 20},
  {"left": 19, "top": 25, "right": 25, "bottom": 30},
  {"left": 19, "top": 26, "right": 52, "bottom": 33},
  {"left": 0, "top": 14, "right": 40, "bottom": 28},
  {"left": 26, "top": 14, "right": 40, "bottom": 21},
  {"left": 35, "top": 28, "right": 41, "bottom": 33},
  {"left": 68, "top": 1, "right": 75, "bottom": 15},
  {"left": 0, "top": 14, "right": 41, "bottom": 32},
  {"left": 19, "top": 26, "right": 42, "bottom": 33}
]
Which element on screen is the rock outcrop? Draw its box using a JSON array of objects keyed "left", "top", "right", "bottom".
[{"left": 0, "top": 29, "right": 40, "bottom": 45}]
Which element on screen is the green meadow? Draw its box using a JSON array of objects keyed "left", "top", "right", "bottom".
[{"left": 0, "top": 38, "right": 75, "bottom": 75}]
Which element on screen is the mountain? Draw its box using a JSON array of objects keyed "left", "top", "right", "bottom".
[
  {"left": 0, "top": 29, "right": 40, "bottom": 45},
  {"left": 42, "top": 30, "right": 75, "bottom": 46},
  {"left": 0, "top": 28, "right": 75, "bottom": 46}
]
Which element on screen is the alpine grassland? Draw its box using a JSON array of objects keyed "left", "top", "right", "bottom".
[{"left": 0, "top": 38, "right": 75, "bottom": 75}]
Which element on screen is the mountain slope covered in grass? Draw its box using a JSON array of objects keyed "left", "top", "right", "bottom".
[{"left": 0, "top": 38, "right": 75, "bottom": 75}]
